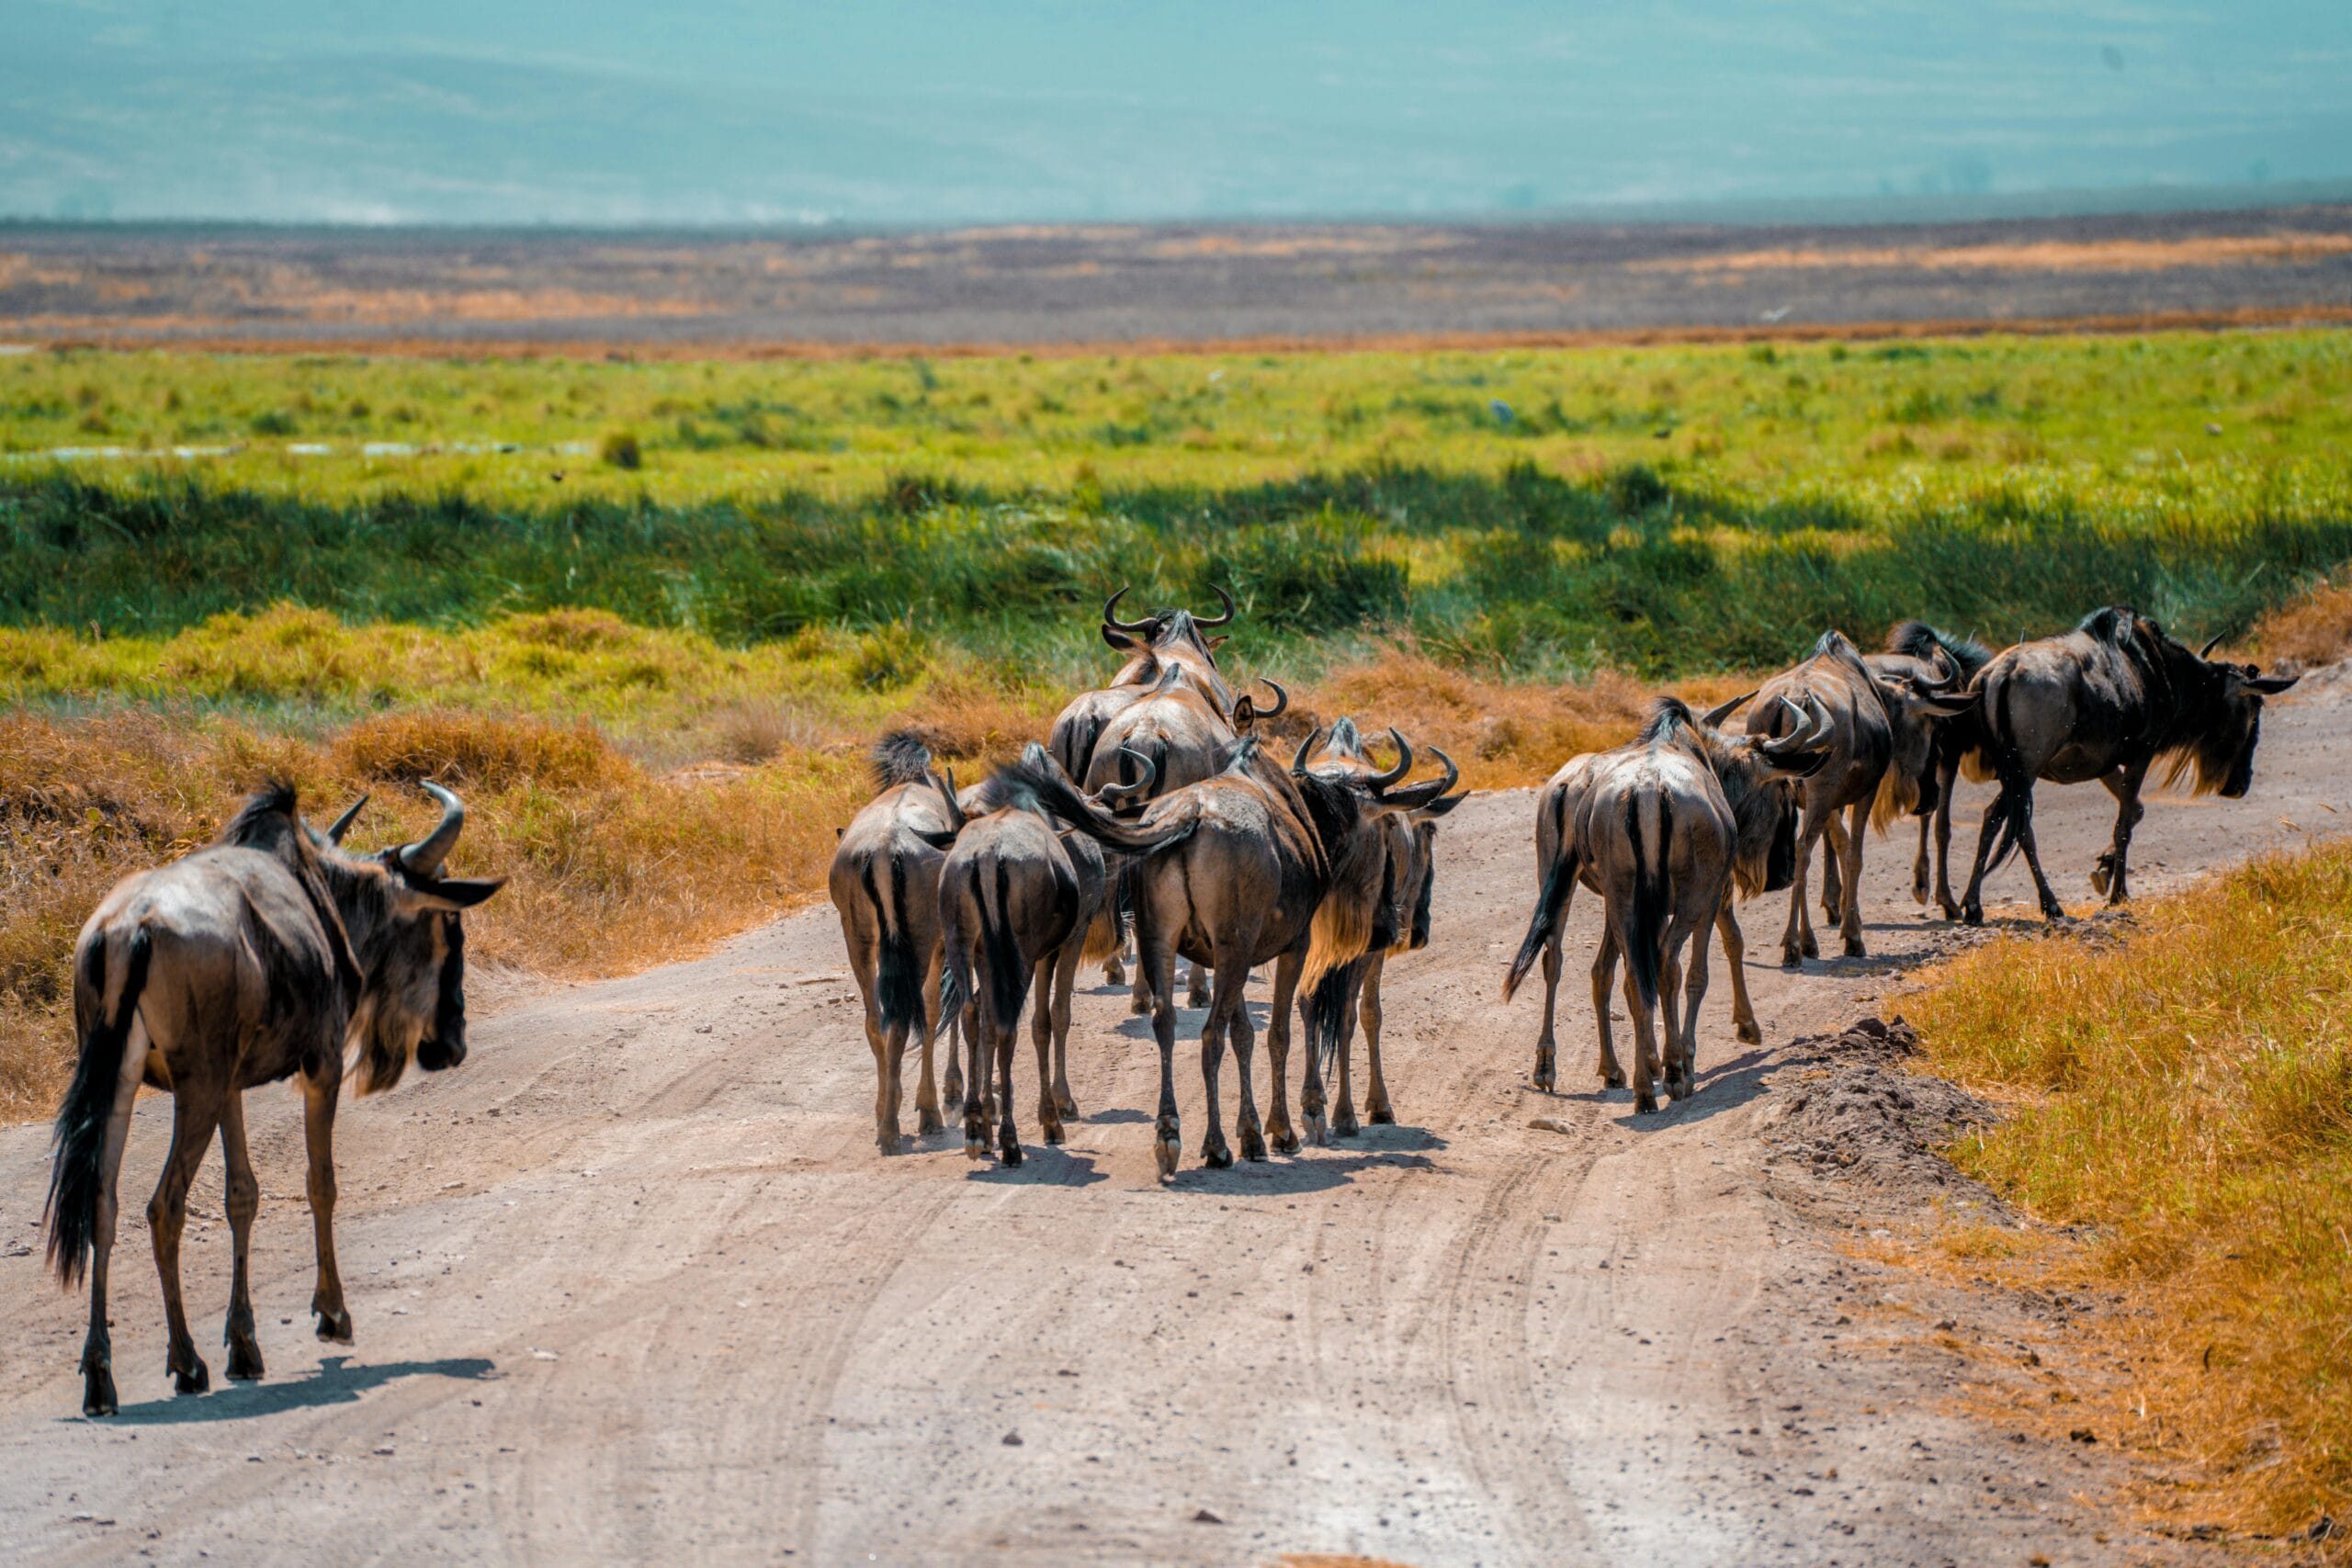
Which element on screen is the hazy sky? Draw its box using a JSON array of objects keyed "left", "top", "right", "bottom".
[{"left": 8, "top": 0, "right": 2350, "bottom": 225}]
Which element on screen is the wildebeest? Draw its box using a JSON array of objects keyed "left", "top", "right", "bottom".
[
  {"left": 1747, "top": 631, "right": 1973, "bottom": 966},
  {"left": 1504, "top": 694, "right": 1830, "bottom": 1106},
  {"left": 46, "top": 782, "right": 503, "bottom": 1416},
  {"left": 1958, "top": 606, "right": 2298, "bottom": 924},
  {"left": 1046, "top": 585, "right": 1237, "bottom": 784},
  {"left": 1085, "top": 660, "right": 1288, "bottom": 1011},
  {"left": 1871, "top": 621, "right": 1997, "bottom": 919},
  {"left": 935, "top": 746, "right": 1196, "bottom": 1164},
  {"left": 830, "top": 731, "right": 965, "bottom": 1153},
  {"left": 1109, "top": 727, "right": 1455, "bottom": 1175},
  {"left": 1295, "top": 719, "right": 1465, "bottom": 1136}
]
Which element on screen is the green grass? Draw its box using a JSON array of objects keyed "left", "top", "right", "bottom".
[{"left": 1911, "top": 842, "right": 2352, "bottom": 1536}]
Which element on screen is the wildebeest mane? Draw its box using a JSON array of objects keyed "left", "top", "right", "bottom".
[
  {"left": 215, "top": 781, "right": 304, "bottom": 852},
  {"left": 1887, "top": 620, "right": 1992, "bottom": 676},
  {"left": 215, "top": 783, "right": 366, "bottom": 1007},
  {"left": 1638, "top": 696, "right": 1697, "bottom": 744},
  {"left": 869, "top": 729, "right": 936, "bottom": 791}
]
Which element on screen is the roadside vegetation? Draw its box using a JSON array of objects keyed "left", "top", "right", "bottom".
[{"left": 1911, "top": 842, "right": 2352, "bottom": 1540}]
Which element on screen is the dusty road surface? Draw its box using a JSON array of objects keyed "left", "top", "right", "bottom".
[{"left": 2, "top": 682, "right": 2345, "bottom": 1566}]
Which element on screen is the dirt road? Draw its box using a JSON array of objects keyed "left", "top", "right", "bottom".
[{"left": 2, "top": 685, "right": 2344, "bottom": 1566}]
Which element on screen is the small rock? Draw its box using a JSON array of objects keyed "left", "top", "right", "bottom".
[
  {"left": 372, "top": 1446, "right": 395, "bottom": 1457},
  {"left": 2206, "top": 423, "right": 2223, "bottom": 435},
  {"left": 1193, "top": 1508, "right": 1225, "bottom": 1525},
  {"left": 531, "top": 1348, "right": 560, "bottom": 1361},
  {"left": 4, "top": 1242, "right": 30, "bottom": 1258},
  {"left": 1528, "top": 1117, "right": 1573, "bottom": 1134},
  {"left": 2070, "top": 1427, "right": 2098, "bottom": 1444},
  {"left": 1001, "top": 1431, "right": 1023, "bottom": 1448}
]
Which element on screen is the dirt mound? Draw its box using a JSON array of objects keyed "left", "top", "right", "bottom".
[{"left": 1761, "top": 1016, "right": 2008, "bottom": 1213}]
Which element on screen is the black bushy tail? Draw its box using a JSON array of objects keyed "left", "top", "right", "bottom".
[
  {"left": 1307, "top": 957, "right": 1365, "bottom": 1084},
  {"left": 867, "top": 857, "right": 926, "bottom": 1036},
  {"left": 47, "top": 928, "right": 151, "bottom": 1287},
  {"left": 978, "top": 861, "right": 1030, "bottom": 1037},
  {"left": 1503, "top": 848, "right": 1579, "bottom": 1001},
  {"left": 1977, "top": 784, "right": 2024, "bottom": 877},
  {"left": 1622, "top": 796, "right": 1671, "bottom": 1012}
]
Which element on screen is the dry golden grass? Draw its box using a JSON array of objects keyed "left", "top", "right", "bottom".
[
  {"left": 2255, "top": 569, "right": 2352, "bottom": 670},
  {"left": 1908, "top": 842, "right": 2352, "bottom": 1543}
]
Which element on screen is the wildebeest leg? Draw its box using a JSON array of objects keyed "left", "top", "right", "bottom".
[
  {"left": 1590, "top": 928, "right": 1625, "bottom": 1089},
  {"left": 961, "top": 986, "right": 990, "bottom": 1158},
  {"left": 1329, "top": 967, "right": 1362, "bottom": 1140},
  {"left": 992, "top": 1002, "right": 1023, "bottom": 1168},
  {"left": 864, "top": 1005, "right": 907, "bottom": 1155},
  {"left": 1670, "top": 918, "right": 1708, "bottom": 1100},
  {"left": 1261, "top": 946, "right": 1306, "bottom": 1156},
  {"left": 1818, "top": 830, "right": 1841, "bottom": 926},
  {"left": 1142, "top": 936, "right": 1183, "bottom": 1179},
  {"left": 2091, "top": 761, "right": 2150, "bottom": 904},
  {"left": 1621, "top": 960, "right": 1662, "bottom": 1117},
  {"left": 1363, "top": 958, "right": 1396, "bottom": 1125},
  {"left": 301, "top": 1066, "right": 353, "bottom": 1343},
  {"left": 913, "top": 951, "right": 944, "bottom": 1136},
  {"left": 1185, "top": 958, "right": 1211, "bottom": 1009},
  {"left": 1834, "top": 800, "right": 1870, "bottom": 959},
  {"left": 940, "top": 996, "right": 967, "bottom": 1119},
  {"left": 1715, "top": 903, "right": 1761, "bottom": 1044},
  {"left": 2007, "top": 782, "right": 2065, "bottom": 922},
  {"left": 1958, "top": 784, "right": 2010, "bottom": 926},
  {"left": 1931, "top": 757, "right": 1963, "bottom": 919},
  {"left": 1533, "top": 923, "right": 1565, "bottom": 1093},
  {"left": 79, "top": 1017, "right": 151, "bottom": 1416},
  {"left": 1781, "top": 802, "right": 1829, "bottom": 966},
  {"left": 1047, "top": 932, "right": 1082, "bottom": 1121},
  {"left": 1214, "top": 958, "right": 1267, "bottom": 1162},
  {"left": 1029, "top": 956, "right": 1065, "bottom": 1147},
  {"left": 152, "top": 1089, "right": 223, "bottom": 1395},
  {"left": 218, "top": 1091, "right": 265, "bottom": 1382}
]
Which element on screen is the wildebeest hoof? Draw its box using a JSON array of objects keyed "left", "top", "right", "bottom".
[
  {"left": 1634, "top": 1092, "right": 1659, "bottom": 1115},
  {"left": 81, "top": 1364, "right": 117, "bottom": 1418},
  {"left": 1961, "top": 905, "right": 1984, "bottom": 927},
  {"left": 1369, "top": 1105, "right": 1396, "bottom": 1125},
  {"left": 1600, "top": 1069, "right": 1627, "bottom": 1089},
  {"left": 226, "top": 1339, "right": 266, "bottom": 1382},
  {"left": 1102, "top": 960, "right": 1125, "bottom": 986},
  {"left": 964, "top": 1136, "right": 989, "bottom": 1159},
  {"left": 1304, "top": 1112, "right": 1328, "bottom": 1146},
  {"left": 1736, "top": 1019, "right": 1763, "bottom": 1045},
  {"left": 876, "top": 1131, "right": 908, "bottom": 1156},
  {"left": 1800, "top": 932, "right": 1820, "bottom": 958},
  {"left": 1781, "top": 948, "right": 1804, "bottom": 970},
  {"left": 1331, "top": 1107, "right": 1359, "bottom": 1138},
  {"left": 916, "top": 1106, "right": 944, "bottom": 1135},
  {"left": 1842, "top": 936, "right": 1867, "bottom": 959},
  {"left": 1042, "top": 1121, "right": 1065, "bottom": 1146},
  {"left": 315, "top": 1307, "right": 354, "bottom": 1344},
  {"left": 1054, "top": 1088, "right": 1080, "bottom": 1118},
  {"left": 2089, "top": 853, "right": 2115, "bottom": 896},
  {"left": 1238, "top": 1124, "right": 1268, "bottom": 1162},
  {"left": 171, "top": 1353, "right": 210, "bottom": 1395},
  {"left": 1128, "top": 992, "right": 1152, "bottom": 1016},
  {"left": 1000, "top": 1141, "right": 1024, "bottom": 1168},
  {"left": 1532, "top": 1062, "right": 1556, "bottom": 1093},
  {"left": 1270, "top": 1127, "right": 1301, "bottom": 1156},
  {"left": 1153, "top": 1134, "right": 1181, "bottom": 1179},
  {"left": 1938, "top": 898, "right": 1962, "bottom": 921},
  {"left": 1201, "top": 1137, "right": 1233, "bottom": 1169}
]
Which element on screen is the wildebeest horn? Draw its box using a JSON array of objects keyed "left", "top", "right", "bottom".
[
  {"left": 1365, "top": 729, "right": 1413, "bottom": 791},
  {"left": 1701, "top": 690, "right": 1757, "bottom": 728},
  {"left": 399, "top": 781, "right": 465, "bottom": 877},
  {"left": 932, "top": 766, "right": 966, "bottom": 833},
  {"left": 1102, "top": 585, "right": 1153, "bottom": 635},
  {"left": 325, "top": 794, "right": 369, "bottom": 846},
  {"left": 2198, "top": 631, "right": 2227, "bottom": 660},
  {"left": 1291, "top": 726, "right": 1327, "bottom": 775},
  {"left": 1093, "top": 747, "right": 1160, "bottom": 809},
  {"left": 1760, "top": 694, "right": 1826, "bottom": 757},
  {"left": 1925, "top": 644, "right": 1961, "bottom": 690},
  {"left": 1251, "top": 677, "right": 1288, "bottom": 718},
  {"left": 1195, "top": 584, "right": 1236, "bottom": 628},
  {"left": 1386, "top": 746, "right": 1460, "bottom": 807}
]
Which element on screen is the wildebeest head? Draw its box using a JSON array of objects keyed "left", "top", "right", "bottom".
[
  {"left": 1692, "top": 691, "right": 1837, "bottom": 897},
  {"left": 1870, "top": 645, "right": 1977, "bottom": 823},
  {"left": 324, "top": 783, "right": 505, "bottom": 1090},
  {"left": 1296, "top": 721, "right": 1464, "bottom": 957},
  {"left": 2170, "top": 631, "right": 2300, "bottom": 797},
  {"left": 1101, "top": 585, "right": 1237, "bottom": 712}
]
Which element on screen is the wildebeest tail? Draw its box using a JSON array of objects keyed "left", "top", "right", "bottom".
[
  {"left": 1502, "top": 843, "right": 1579, "bottom": 1002},
  {"left": 866, "top": 855, "right": 926, "bottom": 1036},
  {"left": 870, "top": 728, "right": 935, "bottom": 791},
  {"left": 1307, "top": 956, "right": 1364, "bottom": 1084},
  {"left": 937, "top": 867, "right": 974, "bottom": 1025},
  {"left": 1621, "top": 795, "right": 1672, "bottom": 1011},
  {"left": 978, "top": 861, "right": 1029, "bottom": 1032},
  {"left": 47, "top": 926, "right": 150, "bottom": 1287}
]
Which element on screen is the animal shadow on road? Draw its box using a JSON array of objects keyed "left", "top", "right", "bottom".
[
  {"left": 963, "top": 1146, "right": 1110, "bottom": 1187},
  {"left": 1565, "top": 1046, "right": 1776, "bottom": 1131},
  {"left": 97, "top": 1355, "right": 497, "bottom": 1426},
  {"left": 1172, "top": 1141, "right": 1444, "bottom": 1196}
]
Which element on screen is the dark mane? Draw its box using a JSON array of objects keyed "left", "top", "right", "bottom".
[
  {"left": 215, "top": 782, "right": 304, "bottom": 851},
  {"left": 869, "top": 729, "right": 934, "bottom": 790},
  {"left": 1887, "top": 620, "right": 1993, "bottom": 675},
  {"left": 2077, "top": 604, "right": 2146, "bottom": 647},
  {"left": 1638, "top": 695, "right": 1697, "bottom": 744}
]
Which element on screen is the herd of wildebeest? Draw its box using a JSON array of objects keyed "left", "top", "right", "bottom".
[{"left": 40, "top": 589, "right": 2299, "bottom": 1416}]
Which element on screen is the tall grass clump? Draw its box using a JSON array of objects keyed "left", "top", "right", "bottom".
[{"left": 1909, "top": 843, "right": 2352, "bottom": 1536}]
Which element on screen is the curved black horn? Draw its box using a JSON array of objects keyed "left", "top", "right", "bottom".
[
  {"left": 2198, "top": 630, "right": 2227, "bottom": 660},
  {"left": 1700, "top": 689, "right": 1757, "bottom": 728},
  {"left": 399, "top": 781, "right": 465, "bottom": 878},
  {"left": 1291, "top": 725, "right": 1327, "bottom": 775},
  {"left": 1252, "top": 677, "right": 1289, "bottom": 719},
  {"left": 1194, "top": 583, "right": 1236, "bottom": 628},
  {"left": 1365, "top": 728, "right": 1413, "bottom": 791},
  {"left": 1926, "top": 643, "right": 1962, "bottom": 690},
  {"left": 1092, "top": 747, "right": 1161, "bottom": 809},
  {"left": 1102, "top": 585, "right": 1154, "bottom": 635},
  {"left": 1388, "top": 745, "right": 1461, "bottom": 807},
  {"left": 933, "top": 765, "right": 966, "bottom": 833},
  {"left": 1759, "top": 694, "right": 1823, "bottom": 756},
  {"left": 325, "top": 793, "right": 369, "bottom": 846}
]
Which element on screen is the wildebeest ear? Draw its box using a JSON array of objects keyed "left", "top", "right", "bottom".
[
  {"left": 1102, "top": 625, "right": 1142, "bottom": 654},
  {"left": 407, "top": 875, "right": 506, "bottom": 912},
  {"left": 1205, "top": 635, "right": 1229, "bottom": 653}
]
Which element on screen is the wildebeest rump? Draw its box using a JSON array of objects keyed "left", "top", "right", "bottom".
[
  {"left": 46, "top": 783, "right": 503, "bottom": 1416},
  {"left": 1958, "top": 606, "right": 2298, "bottom": 923}
]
